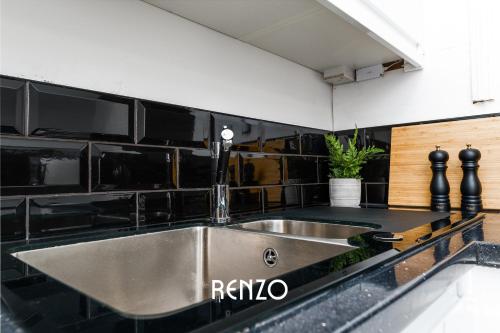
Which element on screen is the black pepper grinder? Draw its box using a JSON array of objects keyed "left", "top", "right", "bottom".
[
  {"left": 429, "top": 145, "right": 450, "bottom": 212},
  {"left": 459, "top": 144, "right": 482, "bottom": 215}
]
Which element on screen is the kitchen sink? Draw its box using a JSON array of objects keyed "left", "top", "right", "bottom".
[
  {"left": 12, "top": 226, "right": 355, "bottom": 318},
  {"left": 229, "top": 219, "right": 374, "bottom": 240}
]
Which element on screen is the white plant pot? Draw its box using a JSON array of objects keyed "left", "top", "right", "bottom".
[{"left": 329, "top": 178, "right": 361, "bottom": 208}]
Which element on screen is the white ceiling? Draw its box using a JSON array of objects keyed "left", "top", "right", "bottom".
[{"left": 143, "top": 0, "right": 400, "bottom": 72}]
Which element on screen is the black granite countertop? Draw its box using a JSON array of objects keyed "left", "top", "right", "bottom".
[{"left": 1, "top": 207, "right": 498, "bottom": 333}]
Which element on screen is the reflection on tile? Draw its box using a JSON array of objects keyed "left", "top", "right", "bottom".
[
  {"left": 1, "top": 138, "right": 88, "bottom": 196},
  {"left": 174, "top": 191, "right": 210, "bottom": 221},
  {"left": 29, "top": 194, "right": 136, "bottom": 238},
  {"left": 228, "top": 152, "right": 239, "bottom": 187},
  {"left": 139, "top": 191, "right": 210, "bottom": 225},
  {"left": 212, "top": 114, "right": 261, "bottom": 152},
  {"left": 240, "top": 154, "right": 282, "bottom": 186},
  {"left": 285, "top": 156, "right": 317, "bottom": 184},
  {"left": 0, "top": 77, "right": 25, "bottom": 135},
  {"left": 139, "top": 191, "right": 174, "bottom": 224},
  {"left": 262, "top": 122, "right": 300, "bottom": 154},
  {"left": 301, "top": 129, "right": 329, "bottom": 155},
  {"left": 366, "top": 127, "right": 391, "bottom": 153},
  {"left": 137, "top": 101, "right": 210, "bottom": 148},
  {"left": 179, "top": 149, "right": 211, "bottom": 188},
  {"left": 92, "top": 144, "right": 176, "bottom": 191},
  {"left": 302, "top": 184, "right": 329, "bottom": 207},
  {"left": 264, "top": 186, "right": 301, "bottom": 212},
  {"left": 318, "top": 158, "right": 330, "bottom": 183},
  {"left": 0, "top": 198, "right": 26, "bottom": 241},
  {"left": 29, "top": 82, "right": 134, "bottom": 142},
  {"left": 335, "top": 129, "right": 364, "bottom": 150},
  {"left": 361, "top": 156, "right": 390, "bottom": 183},
  {"left": 230, "top": 188, "right": 262, "bottom": 215},
  {"left": 366, "top": 183, "right": 389, "bottom": 204}
]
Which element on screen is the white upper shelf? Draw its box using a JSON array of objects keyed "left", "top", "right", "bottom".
[{"left": 144, "top": 0, "right": 423, "bottom": 72}]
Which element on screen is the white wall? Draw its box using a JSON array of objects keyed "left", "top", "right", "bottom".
[
  {"left": 0, "top": 0, "right": 333, "bottom": 130},
  {"left": 332, "top": 0, "right": 499, "bottom": 131}
]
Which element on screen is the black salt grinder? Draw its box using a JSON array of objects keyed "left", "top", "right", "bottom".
[
  {"left": 429, "top": 145, "right": 450, "bottom": 212},
  {"left": 459, "top": 144, "right": 482, "bottom": 215}
]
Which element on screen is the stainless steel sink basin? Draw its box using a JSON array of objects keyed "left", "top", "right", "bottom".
[
  {"left": 229, "top": 219, "right": 373, "bottom": 240},
  {"left": 12, "top": 226, "right": 355, "bottom": 318}
]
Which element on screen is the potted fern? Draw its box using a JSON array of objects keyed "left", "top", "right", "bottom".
[{"left": 324, "top": 128, "right": 384, "bottom": 207}]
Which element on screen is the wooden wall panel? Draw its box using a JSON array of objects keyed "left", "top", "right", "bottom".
[{"left": 389, "top": 117, "right": 500, "bottom": 209}]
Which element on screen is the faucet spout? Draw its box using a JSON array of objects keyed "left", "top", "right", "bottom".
[{"left": 211, "top": 126, "right": 234, "bottom": 224}]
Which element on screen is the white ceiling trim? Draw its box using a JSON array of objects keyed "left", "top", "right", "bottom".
[
  {"left": 316, "top": 0, "right": 424, "bottom": 69},
  {"left": 240, "top": 7, "right": 323, "bottom": 43}
]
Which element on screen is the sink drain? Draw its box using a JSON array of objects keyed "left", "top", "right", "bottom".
[{"left": 263, "top": 248, "right": 278, "bottom": 267}]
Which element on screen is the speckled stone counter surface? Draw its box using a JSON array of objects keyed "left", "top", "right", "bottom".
[{"left": 1, "top": 208, "right": 497, "bottom": 333}]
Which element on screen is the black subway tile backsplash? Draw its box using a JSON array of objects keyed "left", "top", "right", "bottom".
[
  {"left": 0, "top": 198, "right": 26, "bottom": 241},
  {"left": 318, "top": 158, "right": 329, "bottom": 183},
  {"left": 361, "top": 156, "right": 390, "bottom": 183},
  {"left": 1, "top": 76, "right": 339, "bottom": 240},
  {"left": 239, "top": 153, "right": 282, "bottom": 186},
  {"left": 285, "top": 156, "right": 318, "bottom": 184},
  {"left": 230, "top": 188, "right": 262, "bottom": 215},
  {"left": 137, "top": 101, "right": 210, "bottom": 148},
  {"left": 365, "top": 127, "right": 391, "bottom": 153},
  {"left": 138, "top": 190, "right": 210, "bottom": 225},
  {"left": 1, "top": 138, "right": 88, "bottom": 196},
  {"left": 29, "top": 82, "right": 134, "bottom": 142},
  {"left": 29, "top": 194, "right": 136, "bottom": 238},
  {"left": 302, "top": 184, "right": 329, "bottom": 207},
  {"left": 366, "top": 183, "right": 389, "bottom": 205},
  {"left": 178, "top": 149, "right": 211, "bottom": 188},
  {"left": 264, "top": 186, "right": 301, "bottom": 212},
  {"left": 92, "top": 144, "right": 176, "bottom": 191},
  {"left": 262, "top": 122, "right": 300, "bottom": 154},
  {"left": 0, "top": 77, "right": 25, "bottom": 135},
  {"left": 300, "top": 129, "right": 329, "bottom": 155},
  {"left": 212, "top": 114, "right": 261, "bottom": 152}
]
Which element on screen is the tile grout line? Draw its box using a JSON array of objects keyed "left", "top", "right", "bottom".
[
  {"left": 25, "top": 195, "right": 30, "bottom": 241},
  {"left": 135, "top": 193, "right": 139, "bottom": 229},
  {"left": 24, "top": 81, "right": 30, "bottom": 136},
  {"left": 0, "top": 134, "right": 329, "bottom": 158},
  {"left": 88, "top": 143, "right": 92, "bottom": 192}
]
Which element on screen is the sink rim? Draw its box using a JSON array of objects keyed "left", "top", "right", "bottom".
[{"left": 226, "top": 219, "right": 375, "bottom": 244}]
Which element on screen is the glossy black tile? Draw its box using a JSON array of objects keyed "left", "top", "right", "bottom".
[
  {"left": 1, "top": 242, "right": 25, "bottom": 281},
  {"left": 361, "top": 182, "right": 368, "bottom": 207},
  {"left": 228, "top": 152, "right": 239, "bottom": 187},
  {"left": 366, "top": 183, "right": 389, "bottom": 204},
  {"left": 361, "top": 156, "right": 390, "bottom": 182},
  {"left": 302, "top": 184, "right": 329, "bottom": 207},
  {"left": 365, "top": 127, "right": 391, "bottom": 153},
  {"left": 29, "top": 194, "right": 136, "bottom": 238},
  {"left": 0, "top": 198, "right": 26, "bottom": 241},
  {"left": 139, "top": 190, "right": 210, "bottom": 225},
  {"left": 239, "top": 153, "right": 282, "bottom": 186},
  {"left": 29, "top": 82, "right": 134, "bottom": 142},
  {"left": 318, "top": 158, "right": 330, "bottom": 183},
  {"left": 137, "top": 101, "right": 210, "bottom": 148},
  {"left": 300, "top": 128, "right": 329, "bottom": 155},
  {"left": 230, "top": 188, "right": 262, "bottom": 215},
  {"left": 262, "top": 122, "right": 300, "bottom": 154},
  {"left": 285, "top": 156, "right": 318, "bottom": 184},
  {"left": 335, "top": 129, "right": 364, "bottom": 150},
  {"left": 91, "top": 144, "right": 176, "bottom": 191},
  {"left": 173, "top": 190, "right": 211, "bottom": 221},
  {"left": 179, "top": 149, "right": 211, "bottom": 188},
  {"left": 212, "top": 114, "right": 261, "bottom": 152},
  {"left": 139, "top": 191, "right": 174, "bottom": 224},
  {"left": 1, "top": 138, "right": 88, "bottom": 196},
  {"left": 264, "top": 186, "right": 301, "bottom": 212},
  {"left": 0, "top": 77, "right": 25, "bottom": 135}
]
